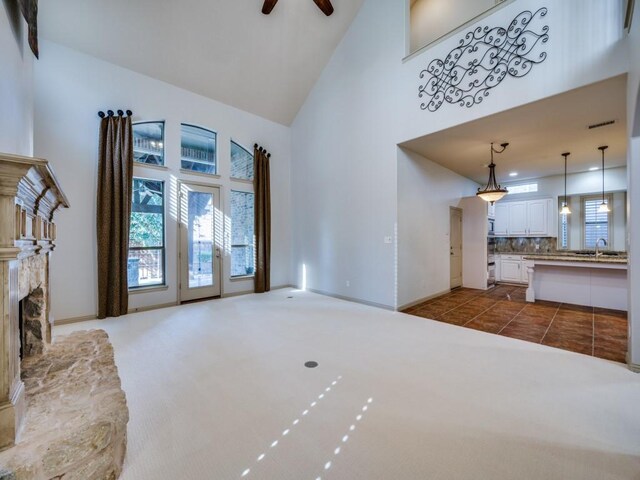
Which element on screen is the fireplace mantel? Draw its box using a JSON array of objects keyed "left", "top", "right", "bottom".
[{"left": 0, "top": 152, "right": 69, "bottom": 450}]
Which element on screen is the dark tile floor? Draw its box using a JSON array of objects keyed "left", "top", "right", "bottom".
[{"left": 403, "top": 285, "right": 628, "bottom": 363}]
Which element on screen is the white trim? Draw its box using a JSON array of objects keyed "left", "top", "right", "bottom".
[
  {"left": 397, "top": 288, "right": 451, "bottom": 311},
  {"left": 307, "top": 288, "right": 395, "bottom": 311}
]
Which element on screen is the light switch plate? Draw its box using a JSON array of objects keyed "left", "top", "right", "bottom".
[{"left": 384, "top": 236, "right": 393, "bottom": 244}]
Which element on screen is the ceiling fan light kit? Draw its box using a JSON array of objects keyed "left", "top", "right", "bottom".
[{"left": 262, "top": 0, "right": 334, "bottom": 16}]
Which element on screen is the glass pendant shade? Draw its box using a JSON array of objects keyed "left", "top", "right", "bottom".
[
  {"left": 477, "top": 143, "right": 509, "bottom": 205},
  {"left": 598, "top": 202, "right": 610, "bottom": 213},
  {"left": 560, "top": 152, "right": 571, "bottom": 215}
]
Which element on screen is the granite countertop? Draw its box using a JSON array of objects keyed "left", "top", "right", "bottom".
[{"left": 521, "top": 253, "right": 628, "bottom": 264}]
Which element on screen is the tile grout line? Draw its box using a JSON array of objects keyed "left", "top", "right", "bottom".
[
  {"left": 540, "top": 303, "right": 563, "bottom": 344},
  {"left": 592, "top": 307, "right": 595, "bottom": 357},
  {"left": 497, "top": 303, "right": 529, "bottom": 335},
  {"left": 462, "top": 299, "right": 501, "bottom": 327},
  {"left": 438, "top": 286, "right": 516, "bottom": 320}
]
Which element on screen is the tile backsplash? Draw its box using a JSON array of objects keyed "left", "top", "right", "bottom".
[{"left": 495, "top": 237, "right": 557, "bottom": 253}]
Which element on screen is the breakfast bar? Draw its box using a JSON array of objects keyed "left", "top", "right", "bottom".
[{"left": 523, "top": 254, "right": 628, "bottom": 311}]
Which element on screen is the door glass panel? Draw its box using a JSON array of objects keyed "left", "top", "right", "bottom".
[{"left": 188, "top": 191, "right": 215, "bottom": 288}]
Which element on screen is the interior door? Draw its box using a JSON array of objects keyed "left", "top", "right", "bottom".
[
  {"left": 179, "top": 183, "right": 222, "bottom": 302},
  {"left": 450, "top": 207, "right": 463, "bottom": 289}
]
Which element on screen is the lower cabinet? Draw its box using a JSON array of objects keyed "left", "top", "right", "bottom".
[{"left": 496, "top": 255, "right": 528, "bottom": 284}]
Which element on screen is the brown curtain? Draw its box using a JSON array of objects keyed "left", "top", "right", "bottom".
[
  {"left": 97, "top": 115, "right": 134, "bottom": 318},
  {"left": 18, "top": 0, "right": 39, "bottom": 58},
  {"left": 254, "top": 145, "right": 271, "bottom": 293}
]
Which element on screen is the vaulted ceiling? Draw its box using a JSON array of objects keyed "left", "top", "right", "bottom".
[{"left": 39, "top": 0, "right": 364, "bottom": 126}]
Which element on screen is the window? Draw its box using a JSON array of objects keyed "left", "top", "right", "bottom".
[
  {"left": 133, "top": 122, "right": 165, "bottom": 165},
  {"left": 583, "top": 195, "right": 611, "bottom": 249},
  {"left": 559, "top": 212, "right": 569, "bottom": 249},
  {"left": 230, "top": 141, "right": 254, "bottom": 180},
  {"left": 230, "top": 191, "right": 255, "bottom": 277},
  {"left": 128, "top": 178, "right": 165, "bottom": 288},
  {"left": 506, "top": 183, "right": 538, "bottom": 194},
  {"left": 181, "top": 124, "right": 217, "bottom": 174}
]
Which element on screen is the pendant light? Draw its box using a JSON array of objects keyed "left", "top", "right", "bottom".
[
  {"left": 597, "top": 145, "right": 610, "bottom": 213},
  {"left": 477, "top": 142, "right": 509, "bottom": 204},
  {"left": 560, "top": 152, "right": 571, "bottom": 215}
]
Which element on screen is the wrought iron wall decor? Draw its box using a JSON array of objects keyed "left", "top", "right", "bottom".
[{"left": 418, "top": 7, "right": 549, "bottom": 112}]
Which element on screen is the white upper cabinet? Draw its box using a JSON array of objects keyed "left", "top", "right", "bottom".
[
  {"left": 527, "top": 199, "right": 549, "bottom": 236},
  {"left": 494, "top": 198, "right": 553, "bottom": 237},
  {"left": 507, "top": 202, "right": 528, "bottom": 236},
  {"left": 494, "top": 203, "right": 509, "bottom": 236}
]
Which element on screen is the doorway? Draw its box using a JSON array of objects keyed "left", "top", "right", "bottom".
[
  {"left": 178, "top": 182, "right": 222, "bottom": 302},
  {"left": 450, "top": 207, "right": 463, "bottom": 289}
]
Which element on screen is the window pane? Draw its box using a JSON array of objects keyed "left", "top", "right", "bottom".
[
  {"left": 181, "top": 124, "right": 217, "bottom": 174},
  {"left": 127, "top": 249, "right": 164, "bottom": 288},
  {"left": 231, "top": 141, "right": 254, "bottom": 180},
  {"left": 584, "top": 197, "right": 609, "bottom": 249},
  {"left": 231, "top": 191, "right": 255, "bottom": 277},
  {"left": 131, "top": 179, "right": 164, "bottom": 248},
  {"left": 129, "top": 178, "right": 165, "bottom": 289},
  {"left": 187, "top": 191, "right": 215, "bottom": 288},
  {"left": 133, "top": 122, "right": 164, "bottom": 165},
  {"left": 506, "top": 183, "right": 538, "bottom": 194}
]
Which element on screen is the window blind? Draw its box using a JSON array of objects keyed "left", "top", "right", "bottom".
[{"left": 583, "top": 197, "right": 609, "bottom": 248}]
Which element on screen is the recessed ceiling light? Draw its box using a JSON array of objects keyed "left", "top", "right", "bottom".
[
  {"left": 589, "top": 167, "right": 599, "bottom": 171},
  {"left": 509, "top": 172, "right": 518, "bottom": 177}
]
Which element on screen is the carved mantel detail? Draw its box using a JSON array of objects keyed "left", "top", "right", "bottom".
[{"left": 0, "top": 152, "right": 69, "bottom": 450}]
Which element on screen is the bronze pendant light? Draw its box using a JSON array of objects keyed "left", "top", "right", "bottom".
[
  {"left": 477, "top": 142, "right": 509, "bottom": 204},
  {"left": 597, "top": 146, "right": 610, "bottom": 213},
  {"left": 560, "top": 152, "right": 571, "bottom": 215}
]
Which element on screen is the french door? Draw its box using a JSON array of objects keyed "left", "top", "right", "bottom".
[{"left": 179, "top": 182, "right": 222, "bottom": 302}]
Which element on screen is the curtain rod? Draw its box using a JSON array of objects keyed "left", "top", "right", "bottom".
[
  {"left": 254, "top": 143, "right": 271, "bottom": 158},
  {"left": 98, "top": 110, "right": 133, "bottom": 118}
]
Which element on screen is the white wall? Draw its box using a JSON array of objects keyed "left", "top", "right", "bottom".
[
  {"left": 291, "top": 0, "right": 628, "bottom": 310},
  {"left": 0, "top": 0, "right": 33, "bottom": 156},
  {"left": 397, "top": 149, "right": 479, "bottom": 307},
  {"left": 626, "top": 1, "right": 640, "bottom": 367},
  {"left": 502, "top": 167, "right": 628, "bottom": 251},
  {"left": 410, "top": 0, "right": 501, "bottom": 53},
  {"left": 34, "top": 41, "right": 292, "bottom": 321}
]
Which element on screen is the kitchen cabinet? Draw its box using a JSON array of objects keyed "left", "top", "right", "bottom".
[
  {"left": 527, "top": 199, "right": 549, "bottom": 236},
  {"left": 494, "top": 198, "right": 553, "bottom": 237},
  {"left": 497, "top": 254, "right": 528, "bottom": 284},
  {"left": 507, "top": 202, "right": 528, "bottom": 236},
  {"left": 494, "top": 203, "right": 509, "bottom": 235}
]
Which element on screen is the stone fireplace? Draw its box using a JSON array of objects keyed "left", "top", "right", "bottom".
[{"left": 0, "top": 152, "right": 68, "bottom": 451}]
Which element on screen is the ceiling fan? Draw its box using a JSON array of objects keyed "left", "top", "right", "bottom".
[{"left": 262, "top": 0, "right": 334, "bottom": 16}]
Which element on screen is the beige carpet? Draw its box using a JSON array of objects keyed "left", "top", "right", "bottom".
[{"left": 54, "top": 289, "right": 640, "bottom": 479}]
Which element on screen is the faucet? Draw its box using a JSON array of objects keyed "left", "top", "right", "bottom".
[{"left": 595, "top": 238, "right": 608, "bottom": 258}]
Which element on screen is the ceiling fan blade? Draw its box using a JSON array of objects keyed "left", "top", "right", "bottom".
[
  {"left": 262, "top": 0, "right": 279, "bottom": 15},
  {"left": 313, "top": 0, "right": 334, "bottom": 16}
]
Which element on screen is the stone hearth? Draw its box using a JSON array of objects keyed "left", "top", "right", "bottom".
[{"left": 0, "top": 330, "right": 129, "bottom": 479}]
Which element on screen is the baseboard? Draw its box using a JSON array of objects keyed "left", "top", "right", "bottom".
[
  {"left": 626, "top": 352, "right": 640, "bottom": 373},
  {"left": 53, "top": 314, "right": 97, "bottom": 326},
  {"left": 397, "top": 289, "right": 451, "bottom": 312},
  {"left": 53, "top": 286, "right": 297, "bottom": 325},
  {"left": 128, "top": 302, "right": 178, "bottom": 314},
  {"left": 307, "top": 288, "right": 394, "bottom": 311}
]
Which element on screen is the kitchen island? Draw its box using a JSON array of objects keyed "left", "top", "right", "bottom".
[{"left": 523, "top": 253, "right": 628, "bottom": 311}]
